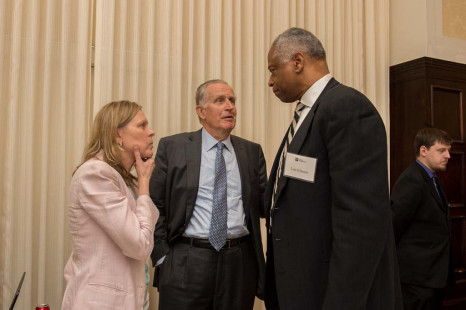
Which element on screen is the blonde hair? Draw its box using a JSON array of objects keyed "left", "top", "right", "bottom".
[{"left": 76, "top": 101, "right": 142, "bottom": 185}]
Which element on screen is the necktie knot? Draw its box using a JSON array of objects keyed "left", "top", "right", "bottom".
[
  {"left": 289, "top": 102, "right": 305, "bottom": 139},
  {"left": 295, "top": 102, "right": 305, "bottom": 113},
  {"left": 294, "top": 102, "right": 305, "bottom": 121},
  {"left": 217, "top": 142, "right": 225, "bottom": 151}
]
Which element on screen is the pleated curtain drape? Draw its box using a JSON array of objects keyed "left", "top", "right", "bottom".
[{"left": 0, "top": 1, "right": 389, "bottom": 309}]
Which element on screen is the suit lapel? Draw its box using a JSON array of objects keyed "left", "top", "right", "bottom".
[
  {"left": 231, "top": 136, "right": 251, "bottom": 224},
  {"left": 185, "top": 130, "right": 202, "bottom": 222},
  {"left": 265, "top": 133, "right": 287, "bottom": 214},
  {"left": 288, "top": 78, "right": 339, "bottom": 155},
  {"left": 436, "top": 179, "right": 450, "bottom": 227},
  {"left": 273, "top": 78, "right": 340, "bottom": 204}
]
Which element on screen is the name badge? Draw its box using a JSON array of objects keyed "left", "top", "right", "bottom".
[{"left": 283, "top": 153, "right": 317, "bottom": 183}]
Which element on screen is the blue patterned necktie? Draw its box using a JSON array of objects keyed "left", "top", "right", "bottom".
[
  {"left": 432, "top": 174, "right": 447, "bottom": 204},
  {"left": 269, "top": 102, "right": 306, "bottom": 230},
  {"left": 209, "top": 142, "right": 228, "bottom": 251}
]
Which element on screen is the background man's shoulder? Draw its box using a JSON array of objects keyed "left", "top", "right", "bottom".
[
  {"left": 393, "top": 162, "right": 428, "bottom": 191},
  {"left": 159, "top": 131, "right": 199, "bottom": 144}
]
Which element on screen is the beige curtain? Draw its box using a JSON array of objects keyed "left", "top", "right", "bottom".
[
  {"left": 0, "top": 0, "right": 388, "bottom": 309},
  {"left": 0, "top": 0, "right": 93, "bottom": 308}
]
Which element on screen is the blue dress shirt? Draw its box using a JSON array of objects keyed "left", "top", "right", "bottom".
[{"left": 183, "top": 128, "right": 249, "bottom": 239}]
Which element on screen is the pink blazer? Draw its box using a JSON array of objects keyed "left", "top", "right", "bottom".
[{"left": 61, "top": 156, "right": 159, "bottom": 310}]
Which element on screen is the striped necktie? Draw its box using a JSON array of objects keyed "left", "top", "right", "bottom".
[{"left": 270, "top": 102, "right": 305, "bottom": 230}]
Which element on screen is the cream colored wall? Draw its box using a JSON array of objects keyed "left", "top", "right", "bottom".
[
  {"left": 390, "top": 0, "right": 466, "bottom": 65},
  {"left": 390, "top": 0, "right": 427, "bottom": 65},
  {"left": 442, "top": 0, "right": 466, "bottom": 41}
]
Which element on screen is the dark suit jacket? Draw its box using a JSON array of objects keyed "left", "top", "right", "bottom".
[
  {"left": 149, "top": 129, "right": 267, "bottom": 298},
  {"left": 391, "top": 161, "right": 451, "bottom": 288},
  {"left": 265, "top": 78, "right": 402, "bottom": 309}
]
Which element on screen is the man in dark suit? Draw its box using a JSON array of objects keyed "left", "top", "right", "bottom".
[
  {"left": 391, "top": 127, "right": 453, "bottom": 309},
  {"left": 264, "top": 27, "right": 402, "bottom": 309},
  {"left": 149, "top": 79, "right": 267, "bottom": 310}
]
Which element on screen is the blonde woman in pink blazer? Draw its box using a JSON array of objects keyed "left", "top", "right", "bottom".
[{"left": 61, "top": 101, "right": 159, "bottom": 310}]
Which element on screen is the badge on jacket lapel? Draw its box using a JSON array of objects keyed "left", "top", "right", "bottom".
[{"left": 283, "top": 153, "right": 317, "bottom": 183}]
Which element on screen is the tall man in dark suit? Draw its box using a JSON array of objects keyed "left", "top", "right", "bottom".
[
  {"left": 391, "top": 127, "right": 453, "bottom": 309},
  {"left": 149, "top": 79, "right": 267, "bottom": 310},
  {"left": 264, "top": 27, "right": 402, "bottom": 309}
]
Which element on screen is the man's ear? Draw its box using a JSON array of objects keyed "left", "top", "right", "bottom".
[
  {"left": 196, "top": 105, "right": 205, "bottom": 120},
  {"left": 293, "top": 52, "right": 304, "bottom": 72},
  {"left": 419, "top": 145, "right": 427, "bottom": 157}
]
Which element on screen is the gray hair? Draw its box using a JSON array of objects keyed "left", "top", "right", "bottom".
[
  {"left": 272, "top": 27, "right": 326, "bottom": 63},
  {"left": 195, "top": 79, "right": 230, "bottom": 107}
]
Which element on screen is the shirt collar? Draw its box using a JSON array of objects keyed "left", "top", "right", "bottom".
[
  {"left": 416, "top": 159, "right": 435, "bottom": 178},
  {"left": 202, "top": 127, "right": 232, "bottom": 152},
  {"left": 300, "top": 73, "right": 332, "bottom": 109}
]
